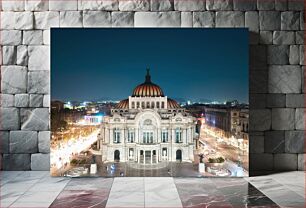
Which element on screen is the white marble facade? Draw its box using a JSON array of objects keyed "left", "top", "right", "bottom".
[{"left": 99, "top": 70, "right": 196, "bottom": 164}]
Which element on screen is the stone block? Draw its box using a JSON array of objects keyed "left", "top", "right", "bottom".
[
  {"left": 299, "top": 45, "right": 304, "bottom": 65},
  {"left": 43, "top": 95, "right": 50, "bottom": 107},
  {"left": 49, "top": 0, "right": 77, "bottom": 10},
  {"left": 0, "top": 108, "right": 20, "bottom": 130},
  {"left": 249, "top": 109, "right": 271, "bottom": 131},
  {"left": 249, "top": 45, "right": 267, "bottom": 67},
  {"left": 31, "top": 153, "right": 50, "bottom": 170},
  {"left": 38, "top": 131, "right": 50, "bottom": 153},
  {"left": 0, "top": 131, "right": 9, "bottom": 153},
  {"left": 298, "top": 154, "right": 305, "bottom": 170},
  {"left": 3, "top": 154, "right": 31, "bottom": 170},
  {"left": 289, "top": 45, "right": 300, "bottom": 64},
  {"left": 119, "top": 0, "right": 150, "bottom": 11},
  {"left": 286, "top": 94, "right": 304, "bottom": 107},
  {"left": 21, "top": 108, "right": 49, "bottom": 131},
  {"left": 302, "top": 66, "right": 305, "bottom": 93},
  {"left": 245, "top": 11, "right": 258, "bottom": 32},
  {"left": 34, "top": 11, "right": 60, "bottom": 29},
  {"left": 281, "top": 11, "right": 300, "bottom": 30},
  {"left": 216, "top": 11, "right": 244, "bottom": 27},
  {"left": 112, "top": 12, "right": 134, "bottom": 27},
  {"left": 267, "top": 45, "right": 288, "bottom": 64},
  {"left": 17, "top": 45, "right": 28, "bottom": 66},
  {"left": 272, "top": 108, "right": 295, "bottom": 130},
  {"left": 259, "top": 11, "right": 281, "bottom": 30},
  {"left": 78, "top": 0, "right": 119, "bottom": 11},
  {"left": 23, "top": 30, "right": 43, "bottom": 45},
  {"left": 10, "top": 131, "right": 38, "bottom": 153},
  {"left": 249, "top": 153, "right": 273, "bottom": 171},
  {"left": 295, "top": 108, "right": 304, "bottom": 130},
  {"left": 14, "top": 12, "right": 34, "bottom": 30},
  {"left": 295, "top": 31, "right": 303, "bottom": 44},
  {"left": 249, "top": 93, "right": 266, "bottom": 109},
  {"left": 259, "top": 31, "right": 272, "bottom": 44},
  {"left": 151, "top": 0, "right": 173, "bottom": 11},
  {"left": 269, "top": 65, "right": 301, "bottom": 93},
  {"left": 273, "top": 31, "right": 295, "bottom": 45},
  {"left": 257, "top": 0, "right": 274, "bottom": 10},
  {"left": 275, "top": 0, "right": 287, "bottom": 11},
  {"left": 249, "top": 135, "right": 264, "bottom": 153},
  {"left": 1, "top": 30, "right": 22, "bottom": 45},
  {"left": 28, "top": 46, "right": 50, "bottom": 71},
  {"left": 233, "top": 0, "right": 256, "bottom": 11},
  {"left": 266, "top": 94, "right": 285, "bottom": 108},
  {"left": 1, "top": 12, "right": 15, "bottom": 29},
  {"left": 2, "top": 46, "right": 17, "bottom": 65},
  {"left": 206, "top": 0, "right": 233, "bottom": 10},
  {"left": 300, "top": 11, "right": 304, "bottom": 30},
  {"left": 43, "top": 30, "right": 50, "bottom": 45},
  {"left": 264, "top": 131, "right": 285, "bottom": 153},
  {"left": 83, "top": 11, "right": 111, "bottom": 27},
  {"left": 288, "top": 0, "right": 304, "bottom": 11},
  {"left": 15, "top": 94, "right": 29, "bottom": 107},
  {"left": 1, "top": 66, "right": 27, "bottom": 94},
  {"left": 250, "top": 70, "right": 268, "bottom": 93},
  {"left": 60, "top": 11, "right": 83, "bottom": 27},
  {"left": 193, "top": 12, "right": 215, "bottom": 27},
  {"left": 181, "top": 12, "right": 192, "bottom": 27},
  {"left": 29, "top": 94, "right": 44, "bottom": 107},
  {"left": 174, "top": 0, "right": 205, "bottom": 11},
  {"left": 135, "top": 12, "right": 181, "bottom": 27},
  {"left": 285, "top": 130, "right": 304, "bottom": 153},
  {"left": 28, "top": 71, "right": 50, "bottom": 94},
  {"left": 26, "top": 0, "right": 49, "bottom": 11},
  {"left": 0, "top": 94, "right": 14, "bottom": 107},
  {"left": 274, "top": 153, "right": 298, "bottom": 170},
  {"left": 2, "top": 1, "right": 24, "bottom": 11}
]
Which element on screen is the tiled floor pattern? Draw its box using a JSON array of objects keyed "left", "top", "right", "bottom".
[{"left": 1, "top": 171, "right": 305, "bottom": 208}]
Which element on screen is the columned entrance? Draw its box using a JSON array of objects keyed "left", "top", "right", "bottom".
[{"left": 137, "top": 149, "right": 159, "bottom": 164}]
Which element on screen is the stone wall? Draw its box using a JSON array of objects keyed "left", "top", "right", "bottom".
[{"left": 0, "top": 0, "right": 304, "bottom": 175}]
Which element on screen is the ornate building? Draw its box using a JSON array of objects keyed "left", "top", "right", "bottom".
[{"left": 98, "top": 69, "right": 196, "bottom": 165}]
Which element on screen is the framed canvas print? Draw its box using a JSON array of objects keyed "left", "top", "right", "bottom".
[{"left": 51, "top": 28, "right": 248, "bottom": 177}]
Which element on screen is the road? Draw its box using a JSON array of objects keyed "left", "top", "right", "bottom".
[
  {"left": 50, "top": 129, "right": 100, "bottom": 176},
  {"left": 200, "top": 128, "right": 249, "bottom": 171}
]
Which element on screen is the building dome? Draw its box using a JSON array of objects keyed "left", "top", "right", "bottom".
[
  {"left": 115, "top": 99, "right": 128, "bottom": 109},
  {"left": 132, "top": 69, "right": 164, "bottom": 97},
  {"left": 167, "top": 98, "right": 181, "bottom": 109}
]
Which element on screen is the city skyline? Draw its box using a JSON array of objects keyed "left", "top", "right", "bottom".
[{"left": 52, "top": 28, "right": 248, "bottom": 103}]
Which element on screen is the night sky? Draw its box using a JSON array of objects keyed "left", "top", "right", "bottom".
[{"left": 51, "top": 28, "right": 248, "bottom": 103}]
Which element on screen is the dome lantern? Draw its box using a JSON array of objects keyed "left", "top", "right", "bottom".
[{"left": 132, "top": 69, "right": 164, "bottom": 97}]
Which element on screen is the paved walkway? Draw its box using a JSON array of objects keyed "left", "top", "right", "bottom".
[{"left": 1, "top": 171, "right": 305, "bottom": 207}]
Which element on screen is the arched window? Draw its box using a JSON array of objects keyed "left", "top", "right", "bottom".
[
  {"left": 175, "top": 127, "right": 182, "bottom": 143},
  {"left": 151, "top": 102, "right": 155, "bottom": 108},
  {"left": 141, "top": 102, "right": 145, "bottom": 108},
  {"left": 113, "top": 128, "right": 120, "bottom": 143},
  {"left": 161, "top": 102, "right": 164, "bottom": 108},
  {"left": 143, "top": 131, "right": 153, "bottom": 144},
  {"left": 146, "top": 102, "right": 150, "bottom": 108},
  {"left": 161, "top": 130, "right": 168, "bottom": 143},
  {"left": 137, "top": 102, "right": 140, "bottom": 108},
  {"left": 132, "top": 102, "right": 135, "bottom": 109},
  {"left": 156, "top": 102, "right": 160, "bottom": 108}
]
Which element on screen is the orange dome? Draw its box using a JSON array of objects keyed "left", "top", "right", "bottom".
[
  {"left": 115, "top": 99, "right": 128, "bottom": 109},
  {"left": 167, "top": 98, "right": 181, "bottom": 109},
  {"left": 132, "top": 69, "right": 164, "bottom": 97}
]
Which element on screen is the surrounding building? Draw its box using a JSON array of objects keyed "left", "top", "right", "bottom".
[
  {"left": 204, "top": 105, "right": 249, "bottom": 150},
  {"left": 98, "top": 69, "right": 197, "bottom": 164}
]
